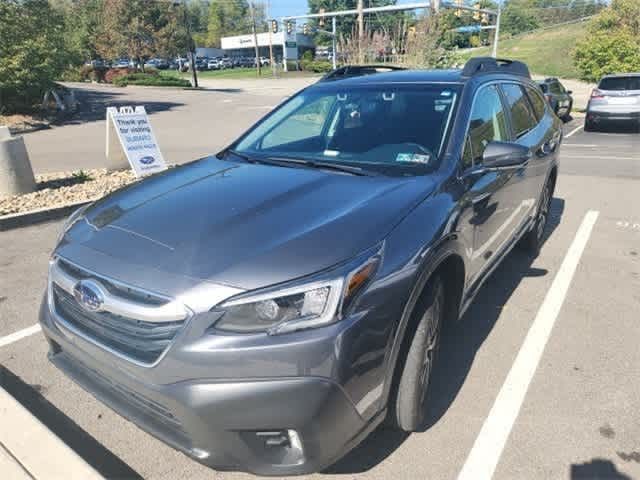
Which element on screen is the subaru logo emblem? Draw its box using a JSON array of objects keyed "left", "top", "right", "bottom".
[
  {"left": 139, "top": 156, "right": 155, "bottom": 165},
  {"left": 73, "top": 280, "right": 104, "bottom": 312}
]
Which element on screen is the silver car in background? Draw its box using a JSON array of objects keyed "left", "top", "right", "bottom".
[{"left": 585, "top": 74, "right": 640, "bottom": 131}]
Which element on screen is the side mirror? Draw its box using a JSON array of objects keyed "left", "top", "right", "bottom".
[
  {"left": 567, "top": 90, "right": 573, "bottom": 94},
  {"left": 482, "top": 141, "right": 531, "bottom": 169}
]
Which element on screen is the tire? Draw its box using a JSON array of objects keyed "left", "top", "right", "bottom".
[
  {"left": 519, "top": 177, "right": 553, "bottom": 256},
  {"left": 391, "top": 276, "right": 445, "bottom": 432},
  {"left": 584, "top": 118, "right": 596, "bottom": 132}
]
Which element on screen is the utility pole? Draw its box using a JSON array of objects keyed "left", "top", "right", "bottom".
[
  {"left": 267, "top": 0, "right": 276, "bottom": 76},
  {"left": 248, "top": 0, "right": 262, "bottom": 76},
  {"left": 332, "top": 16, "right": 337, "bottom": 70},
  {"left": 357, "top": 0, "right": 364, "bottom": 63},
  {"left": 492, "top": 6, "right": 501, "bottom": 58}
]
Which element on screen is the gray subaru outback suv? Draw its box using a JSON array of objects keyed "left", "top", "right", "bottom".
[{"left": 40, "top": 58, "right": 560, "bottom": 475}]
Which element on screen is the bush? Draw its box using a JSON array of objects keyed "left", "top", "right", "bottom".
[
  {"left": 113, "top": 73, "right": 191, "bottom": 87},
  {"left": 572, "top": 0, "right": 640, "bottom": 82},
  {"left": 300, "top": 60, "right": 333, "bottom": 73},
  {"left": 104, "top": 67, "right": 133, "bottom": 83},
  {"left": 59, "top": 66, "right": 85, "bottom": 82},
  {"left": 573, "top": 31, "right": 640, "bottom": 82}
]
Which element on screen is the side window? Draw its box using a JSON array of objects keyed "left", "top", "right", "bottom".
[
  {"left": 501, "top": 83, "right": 538, "bottom": 139},
  {"left": 462, "top": 85, "right": 508, "bottom": 167},
  {"left": 550, "top": 82, "right": 562, "bottom": 94},
  {"left": 526, "top": 87, "right": 547, "bottom": 121}
]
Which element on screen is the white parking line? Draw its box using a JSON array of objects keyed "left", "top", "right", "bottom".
[
  {"left": 0, "top": 324, "right": 41, "bottom": 348},
  {"left": 458, "top": 210, "right": 599, "bottom": 480},
  {"left": 565, "top": 124, "right": 583, "bottom": 138}
]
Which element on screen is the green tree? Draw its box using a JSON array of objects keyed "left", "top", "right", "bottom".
[
  {"left": 573, "top": 0, "right": 640, "bottom": 81},
  {"left": 51, "top": 0, "right": 104, "bottom": 63},
  {"left": 0, "top": 0, "right": 69, "bottom": 113},
  {"left": 501, "top": 2, "right": 540, "bottom": 36},
  {"left": 95, "top": 0, "right": 177, "bottom": 70},
  {"left": 206, "top": 0, "right": 266, "bottom": 48}
]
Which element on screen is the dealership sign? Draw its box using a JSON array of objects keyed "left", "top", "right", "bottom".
[{"left": 106, "top": 106, "right": 167, "bottom": 177}]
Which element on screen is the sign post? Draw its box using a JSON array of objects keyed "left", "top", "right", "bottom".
[{"left": 106, "top": 106, "right": 167, "bottom": 177}]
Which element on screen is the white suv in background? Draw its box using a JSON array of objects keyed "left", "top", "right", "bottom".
[{"left": 586, "top": 74, "right": 640, "bottom": 131}]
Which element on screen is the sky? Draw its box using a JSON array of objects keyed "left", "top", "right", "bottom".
[{"left": 268, "top": 0, "right": 425, "bottom": 19}]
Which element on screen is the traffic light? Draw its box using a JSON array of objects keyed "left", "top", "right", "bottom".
[
  {"left": 473, "top": 3, "right": 481, "bottom": 21},
  {"left": 481, "top": 12, "right": 489, "bottom": 24},
  {"left": 286, "top": 20, "right": 294, "bottom": 35},
  {"left": 455, "top": 0, "right": 463, "bottom": 17},
  {"left": 303, "top": 23, "right": 309, "bottom": 35},
  {"left": 271, "top": 19, "right": 278, "bottom": 34},
  {"left": 319, "top": 8, "right": 325, "bottom": 27}
]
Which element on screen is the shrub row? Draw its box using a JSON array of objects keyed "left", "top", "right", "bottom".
[{"left": 112, "top": 73, "right": 191, "bottom": 87}]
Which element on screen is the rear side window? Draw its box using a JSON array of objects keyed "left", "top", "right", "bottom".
[
  {"left": 599, "top": 76, "right": 640, "bottom": 91},
  {"left": 526, "top": 87, "right": 547, "bottom": 121},
  {"left": 501, "top": 83, "right": 538, "bottom": 139},
  {"left": 462, "top": 85, "right": 508, "bottom": 167}
]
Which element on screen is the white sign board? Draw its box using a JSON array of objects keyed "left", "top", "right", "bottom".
[{"left": 106, "top": 106, "right": 167, "bottom": 177}]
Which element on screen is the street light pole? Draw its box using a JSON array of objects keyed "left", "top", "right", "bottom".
[
  {"left": 267, "top": 0, "right": 276, "bottom": 76},
  {"left": 492, "top": 6, "right": 501, "bottom": 58},
  {"left": 357, "top": 0, "right": 364, "bottom": 63}
]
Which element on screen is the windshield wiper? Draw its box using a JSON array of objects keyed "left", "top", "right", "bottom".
[{"left": 264, "top": 156, "right": 376, "bottom": 176}]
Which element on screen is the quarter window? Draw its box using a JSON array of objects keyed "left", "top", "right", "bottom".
[
  {"left": 526, "top": 87, "right": 547, "bottom": 121},
  {"left": 501, "top": 83, "right": 538, "bottom": 139},
  {"left": 462, "top": 85, "right": 508, "bottom": 167}
]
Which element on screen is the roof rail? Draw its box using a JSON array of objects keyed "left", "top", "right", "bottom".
[
  {"left": 461, "top": 57, "right": 531, "bottom": 79},
  {"left": 318, "top": 64, "right": 407, "bottom": 83}
]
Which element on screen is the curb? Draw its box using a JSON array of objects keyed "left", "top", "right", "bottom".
[
  {"left": 0, "top": 386, "right": 103, "bottom": 480},
  {"left": 0, "top": 201, "right": 89, "bottom": 232}
]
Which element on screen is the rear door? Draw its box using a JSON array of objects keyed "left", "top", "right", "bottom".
[{"left": 459, "top": 84, "right": 519, "bottom": 284}]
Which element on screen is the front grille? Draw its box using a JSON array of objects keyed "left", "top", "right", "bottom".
[{"left": 53, "top": 283, "right": 185, "bottom": 364}]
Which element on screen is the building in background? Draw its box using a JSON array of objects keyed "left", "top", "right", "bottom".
[{"left": 221, "top": 32, "right": 315, "bottom": 63}]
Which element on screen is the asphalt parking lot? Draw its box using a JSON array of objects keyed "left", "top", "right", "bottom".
[{"left": 1, "top": 100, "right": 639, "bottom": 479}]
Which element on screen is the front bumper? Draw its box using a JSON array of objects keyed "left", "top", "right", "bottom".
[{"left": 40, "top": 300, "right": 379, "bottom": 476}]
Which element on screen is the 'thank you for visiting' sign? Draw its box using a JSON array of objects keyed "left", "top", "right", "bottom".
[{"left": 106, "top": 106, "right": 167, "bottom": 177}]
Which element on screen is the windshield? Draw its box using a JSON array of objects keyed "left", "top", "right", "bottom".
[{"left": 232, "top": 84, "right": 460, "bottom": 176}]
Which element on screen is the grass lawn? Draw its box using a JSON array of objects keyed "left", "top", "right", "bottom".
[
  {"left": 461, "top": 21, "right": 588, "bottom": 79},
  {"left": 161, "top": 68, "right": 319, "bottom": 81}
]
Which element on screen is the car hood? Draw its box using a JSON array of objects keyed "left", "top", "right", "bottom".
[{"left": 62, "top": 157, "right": 437, "bottom": 291}]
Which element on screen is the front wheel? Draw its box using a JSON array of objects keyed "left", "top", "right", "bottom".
[
  {"left": 391, "top": 276, "right": 445, "bottom": 432},
  {"left": 519, "top": 178, "right": 553, "bottom": 256}
]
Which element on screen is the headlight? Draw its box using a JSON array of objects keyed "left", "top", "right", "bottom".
[
  {"left": 215, "top": 248, "right": 381, "bottom": 335},
  {"left": 57, "top": 203, "right": 90, "bottom": 244}
]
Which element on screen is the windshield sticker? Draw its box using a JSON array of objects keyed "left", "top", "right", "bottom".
[
  {"left": 441, "top": 90, "right": 453, "bottom": 97},
  {"left": 396, "top": 153, "right": 430, "bottom": 164},
  {"left": 323, "top": 150, "right": 340, "bottom": 157}
]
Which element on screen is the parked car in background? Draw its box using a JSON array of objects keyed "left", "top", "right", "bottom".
[
  {"left": 220, "top": 57, "right": 234, "bottom": 69},
  {"left": 144, "top": 58, "right": 169, "bottom": 70},
  {"left": 207, "top": 58, "right": 222, "bottom": 70},
  {"left": 239, "top": 57, "right": 254, "bottom": 68},
  {"left": 41, "top": 58, "right": 561, "bottom": 476},
  {"left": 585, "top": 74, "right": 640, "bottom": 131},
  {"left": 537, "top": 78, "right": 573, "bottom": 121},
  {"left": 114, "top": 58, "right": 131, "bottom": 68},
  {"left": 194, "top": 57, "right": 209, "bottom": 71},
  {"left": 255, "top": 56, "right": 270, "bottom": 67}
]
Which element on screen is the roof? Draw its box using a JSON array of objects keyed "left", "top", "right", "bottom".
[{"left": 314, "top": 68, "right": 466, "bottom": 87}]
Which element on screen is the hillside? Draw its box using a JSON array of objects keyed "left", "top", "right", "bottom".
[{"left": 462, "top": 21, "right": 588, "bottom": 79}]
